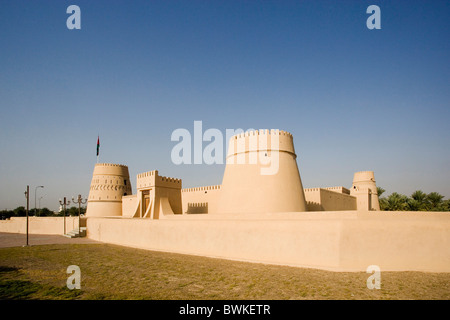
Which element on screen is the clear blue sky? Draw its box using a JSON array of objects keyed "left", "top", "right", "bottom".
[{"left": 1, "top": 0, "right": 449, "bottom": 211}]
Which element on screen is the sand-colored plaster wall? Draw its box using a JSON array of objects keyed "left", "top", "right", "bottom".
[
  {"left": 122, "top": 195, "right": 139, "bottom": 218},
  {"left": 0, "top": 216, "right": 84, "bottom": 235},
  {"left": 86, "top": 211, "right": 450, "bottom": 272},
  {"left": 181, "top": 185, "right": 222, "bottom": 214},
  {"left": 304, "top": 188, "right": 357, "bottom": 211}
]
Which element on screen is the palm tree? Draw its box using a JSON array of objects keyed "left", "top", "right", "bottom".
[
  {"left": 407, "top": 198, "right": 422, "bottom": 211},
  {"left": 427, "top": 192, "right": 444, "bottom": 211},
  {"left": 386, "top": 193, "right": 409, "bottom": 211},
  {"left": 410, "top": 190, "right": 429, "bottom": 210}
]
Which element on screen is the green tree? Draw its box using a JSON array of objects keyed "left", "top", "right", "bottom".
[
  {"left": 13, "top": 206, "right": 26, "bottom": 217},
  {"left": 0, "top": 209, "right": 14, "bottom": 219},
  {"left": 377, "top": 187, "right": 386, "bottom": 197},
  {"left": 379, "top": 197, "right": 388, "bottom": 211},
  {"left": 385, "top": 193, "right": 409, "bottom": 211},
  {"left": 409, "top": 190, "right": 429, "bottom": 211},
  {"left": 426, "top": 192, "right": 445, "bottom": 211},
  {"left": 407, "top": 199, "right": 422, "bottom": 211},
  {"left": 66, "top": 206, "right": 86, "bottom": 216},
  {"left": 444, "top": 200, "right": 450, "bottom": 211},
  {"left": 39, "top": 207, "right": 54, "bottom": 216}
]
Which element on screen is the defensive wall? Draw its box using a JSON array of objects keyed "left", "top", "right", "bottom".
[
  {"left": 304, "top": 188, "right": 357, "bottom": 211},
  {"left": 181, "top": 185, "right": 221, "bottom": 214},
  {"left": 6, "top": 129, "right": 447, "bottom": 272},
  {"left": 0, "top": 216, "right": 84, "bottom": 235},
  {"left": 85, "top": 211, "right": 450, "bottom": 272}
]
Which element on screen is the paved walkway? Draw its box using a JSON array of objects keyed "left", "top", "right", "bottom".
[{"left": 0, "top": 232, "right": 101, "bottom": 248}]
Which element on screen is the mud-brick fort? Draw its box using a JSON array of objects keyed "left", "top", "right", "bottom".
[
  {"left": 86, "top": 130, "right": 380, "bottom": 219},
  {"left": 1, "top": 129, "right": 449, "bottom": 272},
  {"left": 79, "top": 129, "right": 450, "bottom": 272}
]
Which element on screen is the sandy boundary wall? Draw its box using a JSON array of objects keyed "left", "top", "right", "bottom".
[
  {"left": 0, "top": 217, "right": 85, "bottom": 235},
  {"left": 86, "top": 211, "right": 450, "bottom": 272}
]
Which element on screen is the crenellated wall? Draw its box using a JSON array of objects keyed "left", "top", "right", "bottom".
[
  {"left": 324, "top": 186, "right": 351, "bottom": 195},
  {"left": 123, "top": 170, "right": 182, "bottom": 219},
  {"left": 137, "top": 170, "right": 182, "bottom": 190},
  {"left": 304, "top": 188, "right": 357, "bottom": 211},
  {"left": 181, "top": 185, "right": 221, "bottom": 214}
]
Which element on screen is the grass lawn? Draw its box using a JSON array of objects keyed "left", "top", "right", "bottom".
[{"left": 0, "top": 243, "right": 449, "bottom": 300}]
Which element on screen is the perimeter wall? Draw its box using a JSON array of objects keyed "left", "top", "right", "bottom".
[
  {"left": 85, "top": 211, "right": 450, "bottom": 272},
  {"left": 0, "top": 216, "right": 84, "bottom": 235}
]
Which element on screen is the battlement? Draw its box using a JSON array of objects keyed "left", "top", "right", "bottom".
[
  {"left": 353, "top": 171, "right": 376, "bottom": 182},
  {"left": 137, "top": 170, "right": 181, "bottom": 190},
  {"left": 324, "top": 186, "right": 351, "bottom": 195},
  {"left": 92, "top": 163, "right": 130, "bottom": 177},
  {"left": 137, "top": 170, "right": 158, "bottom": 179},
  {"left": 182, "top": 185, "right": 221, "bottom": 193},
  {"left": 304, "top": 188, "right": 321, "bottom": 192},
  {"left": 157, "top": 174, "right": 182, "bottom": 184},
  {"left": 95, "top": 163, "right": 128, "bottom": 168},
  {"left": 188, "top": 202, "right": 208, "bottom": 207},
  {"left": 227, "top": 129, "right": 296, "bottom": 157},
  {"left": 232, "top": 129, "right": 293, "bottom": 139}
]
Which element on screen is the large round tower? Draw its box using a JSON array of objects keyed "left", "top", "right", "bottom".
[
  {"left": 350, "top": 171, "right": 380, "bottom": 211},
  {"left": 86, "top": 163, "right": 132, "bottom": 217},
  {"left": 216, "top": 129, "right": 307, "bottom": 214}
]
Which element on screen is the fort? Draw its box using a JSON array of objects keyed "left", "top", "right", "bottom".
[
  {"left": 85, "top": 129, "right": 379, "bottom": 218},
  {"left": 1, "top": 129, "right": 449, "bottom": 272}
]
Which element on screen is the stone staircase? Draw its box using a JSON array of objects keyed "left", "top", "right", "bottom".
[{"left": 63, "top": 227, "right": 87, "bottom": 238}]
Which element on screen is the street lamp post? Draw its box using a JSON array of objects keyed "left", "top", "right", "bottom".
[
  {"left": 35, "top": 186, "right": 44, "bottom": 217},
  {"left": 24, "top": 185, "right": 29, "bottom": 246},
  {"left": 59, "top": 197, "right": 70, "bottom": 235},
  {"left": 39, "top": 196, "right": 43, "bottom": 212},
  {"left": 72, "top": 194, "right": 87, "bottom": 236}
]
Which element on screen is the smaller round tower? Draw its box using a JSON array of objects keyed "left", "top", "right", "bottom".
[
  {"left": 350, "top": 171, "right": 380, "bottom": 211},
  {"left": 86, "top": 163, "right": 132, "bottom": 217}
]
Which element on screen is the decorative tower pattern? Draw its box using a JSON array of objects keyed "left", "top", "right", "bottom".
[{"left": 86, "top": 163, "right": 132, "bottom": 217}]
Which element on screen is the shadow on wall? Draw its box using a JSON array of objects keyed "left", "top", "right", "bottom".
[
  {"left": 306, "top": 202, "right": 323, "bottom": 211},
  {"left": 186, "top": 203, "right": 208, "bottom": 214}
]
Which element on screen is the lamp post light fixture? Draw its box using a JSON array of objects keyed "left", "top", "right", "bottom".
[
  {"left": 35, "top": 186, "right": 44, "bottom": 217},
  {"left": 72, "top": 194, "right": 87, "bottom": 236},
  {"left": 59, "top": 197, "right": 70, "bottom": 235}
]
